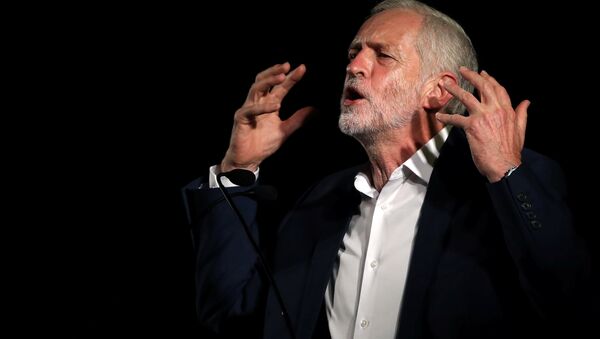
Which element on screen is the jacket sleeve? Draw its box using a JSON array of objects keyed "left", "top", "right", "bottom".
[
  {"left": 486, "top": 156, "right": 591, "bottom": 323},
  {"left": 182, "top": 177, "right": 268, "bottom": 334}
]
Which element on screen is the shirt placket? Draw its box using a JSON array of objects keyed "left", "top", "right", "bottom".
[{"left": 353, "top": 193, "right": 388, "bottom": 339}]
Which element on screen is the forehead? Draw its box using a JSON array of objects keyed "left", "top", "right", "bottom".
[{"left": 352, "top": 9, "right": 423, "bottom": 48}]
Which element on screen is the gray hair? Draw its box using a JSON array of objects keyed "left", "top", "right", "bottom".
[{"left": 371, "top": 0, "right": 478, "bottom": 115}]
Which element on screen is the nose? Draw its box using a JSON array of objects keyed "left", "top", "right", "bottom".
[{"left": 346, "top": 50, "right": 371, "bottom": 78}]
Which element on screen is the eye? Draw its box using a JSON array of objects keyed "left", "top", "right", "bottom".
[
  {"left": 348, "top": 51, "right": 357, "bottom": 60},
  {"left": 378, "top": 52, "right": 392, "bottom": 59}
]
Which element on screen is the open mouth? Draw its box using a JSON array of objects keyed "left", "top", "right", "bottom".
[{"left": 343, "top": 87, "right": 366, "bottom": 105}]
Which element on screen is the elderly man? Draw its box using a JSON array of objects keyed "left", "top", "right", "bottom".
[{"left": 183, "top": 1, "right": 589, "bottom": 338}]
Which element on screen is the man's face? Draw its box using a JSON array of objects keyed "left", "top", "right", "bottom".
[{"left": 339, "top": 9, "right": 424, "bottom": 138}]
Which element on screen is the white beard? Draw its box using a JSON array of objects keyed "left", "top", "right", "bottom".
[{"left": 339, "top": 75, "right": 421, "bottom": 140}]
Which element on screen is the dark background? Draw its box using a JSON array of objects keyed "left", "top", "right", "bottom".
[{"left": 45, "top": 0, "right": 597, "bottom": 337}]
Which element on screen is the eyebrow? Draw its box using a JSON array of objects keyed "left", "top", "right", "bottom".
[{"left": 348, "top": 40, "right": 400, "bottom": 55}]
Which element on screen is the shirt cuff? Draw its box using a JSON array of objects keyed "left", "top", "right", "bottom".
[{"left": 208, "top": 165, "right": 260, "bottom": 188}]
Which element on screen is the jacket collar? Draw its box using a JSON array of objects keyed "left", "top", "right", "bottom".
[
  {"left": 297, "top": 128, "right": 480, "bottom": 339},
  {"left": 396, "top": 127, "right": 482, "bottom": 338}
]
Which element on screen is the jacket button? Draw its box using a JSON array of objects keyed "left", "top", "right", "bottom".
[
  {"left": 530, "top": 220, "right": 542, "bottom": 229},
  {"left": 517, "top": 192, "right": 528, "bottom": 202},
  {"left": 521, "top": 202, "right": 532, "bottom": 210},
  {"left": 525, "top": 211, "right": 536, "bottom": 220}
]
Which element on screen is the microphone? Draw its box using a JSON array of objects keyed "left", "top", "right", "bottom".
[
  {"left": 216, "top": 169, "right": 296, "bottom": 339},
  {"left": 220, "top": 168, "right": 256, "bottom": 186},
  {"left": 221, "top": 168, "right": 278, "bottom": 200}
]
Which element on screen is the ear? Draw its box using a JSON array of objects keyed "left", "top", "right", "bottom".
[{"left": 422, "top": 72, "right": 457, "bottom": 111}]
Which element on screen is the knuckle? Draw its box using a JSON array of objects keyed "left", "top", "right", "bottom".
[
  {"left": 460, "top": 92, "right": 471, "bottom": 103},
  {"left": 482, "top": 82, "right": 493, "bottom": 93},
  {"left": 234, "top": 108, "right": 246, "bottom": 119},
  {"left": 249, "top": 82, "right": 257, "bottom": 92},
  {"left": 464, "top": 121, "right": 475, "bottom": 133},
  {"left": 474, "top": 114, "right": 488, "bottom": 128}
]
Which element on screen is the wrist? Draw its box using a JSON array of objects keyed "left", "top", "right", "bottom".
[
  {"left": 220, "top": 159, "right": 259, "bottom": 173},
  {"left": 503, "top": 164, "right": 520, "bottom": 178},
  {"left": 487, "top": 162, "right": 521, "bottom": 183}
]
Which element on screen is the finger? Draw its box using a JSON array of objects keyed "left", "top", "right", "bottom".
[
  {"left": 236, "top": 101, "right": 281, "bottom": 120},
  {"left": 255, "top": 62, "right": 290, "bottom": 82},
  {"left": 281, "top": 106, "right": 316, "bottom": 137},
  {"left": 515, "top": 100, "right": 530, "bottom": 135},
  {"left": 443, "top": 78, "right": 481, "bottom": 114},
  {"left": 248, "top": 73, "right": 286, "bottom": 99},
  {"left": 480, "top": 70, "right": 512, "bottom": 107},
  {"left": 270, "top": 64, "right": 307, "bottom": 101},
  {"left": 435, "top": 112, "right": 468, "bottom": 128},
  {"left": 459, "top": 67, "right": 496, "bottom": 105}
]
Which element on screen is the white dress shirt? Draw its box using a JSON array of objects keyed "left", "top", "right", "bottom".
[
  {"left": 208, "top": 127, "right": 450, "bottom": 338},
  {"left": 325, "top": 127, "right": 450, "bottom": 339}
]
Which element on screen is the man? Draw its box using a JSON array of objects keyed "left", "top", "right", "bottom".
[{"left": 183, "top": 1, "right": 590, "bottom": 338}]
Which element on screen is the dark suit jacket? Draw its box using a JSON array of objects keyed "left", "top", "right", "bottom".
[{"left": 183, "top": 128, "right": 590, "bottom": 339}]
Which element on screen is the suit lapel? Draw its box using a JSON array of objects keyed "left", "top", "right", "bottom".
[
  {"left": 295, "top": 169, "right": 362, "bottom": 339},
  {"left": 287, "top": 129, "right": 478, "bottom": 339},
  {"left": 396, "top": 128, "right": 478, "bottom": 339}
]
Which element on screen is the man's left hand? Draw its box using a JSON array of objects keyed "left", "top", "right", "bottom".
[{"left": 436, "top": 67, "right": 529, "bottom": 182}]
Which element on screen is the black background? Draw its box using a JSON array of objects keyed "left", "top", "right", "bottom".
[{"left": 43, "top": 0, "right": 597, "bottom": 337}]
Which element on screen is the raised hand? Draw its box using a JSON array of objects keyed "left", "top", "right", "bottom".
[
  {"left": 221, "top": 62, "right": 316, "bottom": 172},
  {"left": 436, "top": 67, "right": 530, "bottom": 182}
]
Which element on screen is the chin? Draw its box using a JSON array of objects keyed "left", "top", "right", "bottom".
[{"left": 339, "top": 115, "right": 368, "bottom": 136}]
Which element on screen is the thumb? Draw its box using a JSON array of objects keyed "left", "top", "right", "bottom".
[
  {"left": 515, "top": 100, "right": 529, "bottom": 135},
  {"left": 281, "top": 106, "right": 317, "bottom": 137}
]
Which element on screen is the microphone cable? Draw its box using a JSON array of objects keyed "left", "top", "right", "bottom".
[{"left": 216, "top": 169, "right": 297, "bottom": 339}]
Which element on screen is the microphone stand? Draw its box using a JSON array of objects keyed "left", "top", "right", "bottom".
[{"left": 216, "top": 172, "right": 297, "bottom": 339}]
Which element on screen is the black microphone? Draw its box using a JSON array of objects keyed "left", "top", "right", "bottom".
[
  {"left": 216, "top": 169, "right": 296, "bottom": 339},
  {"left": 221, "top": 168, "right": 278, "bottom": 200},
  {"left": 221, "top": 168, "right": 256, "bottom": 186}
]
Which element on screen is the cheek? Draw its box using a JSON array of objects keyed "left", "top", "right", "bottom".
[
  {"left": 380, "top": 76, "right": 403, "bottom": 96},
  {"left": 381, "top": 70, "right": 405, "bottom": 89}
]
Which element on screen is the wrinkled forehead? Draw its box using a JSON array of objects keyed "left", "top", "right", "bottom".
[{"left": 352, "top": 9, "right": 423, "bottom": 48}]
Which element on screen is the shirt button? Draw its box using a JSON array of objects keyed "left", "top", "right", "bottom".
[
  {"left": 360, "top": 319, "right": 369, "bottom": 328},
  {"left": 370, "top": 260, "right": 378, "bottom": 269},
  {"left": 380, "top": 204, "right": 387, "bottom": 210}
]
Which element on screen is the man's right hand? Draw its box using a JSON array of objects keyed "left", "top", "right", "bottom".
[{"left": 220, "top": 62, "right": 315, "bottom": 172}]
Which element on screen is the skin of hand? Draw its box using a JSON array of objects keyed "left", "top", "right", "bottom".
[
  {"left": 435, "top": 67, "right": 530, "bottom": 183},
  {"left": 220, "top": 62, "right": 316, "bottom": 172}
]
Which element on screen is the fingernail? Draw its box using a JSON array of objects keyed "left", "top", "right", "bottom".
[{"left": 481, "top": 70, "right": 488, "bottom": 75}]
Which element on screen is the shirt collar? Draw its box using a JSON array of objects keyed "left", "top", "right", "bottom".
[{"left": 353, "top": 126, "right": 451, "bottom": 197}]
